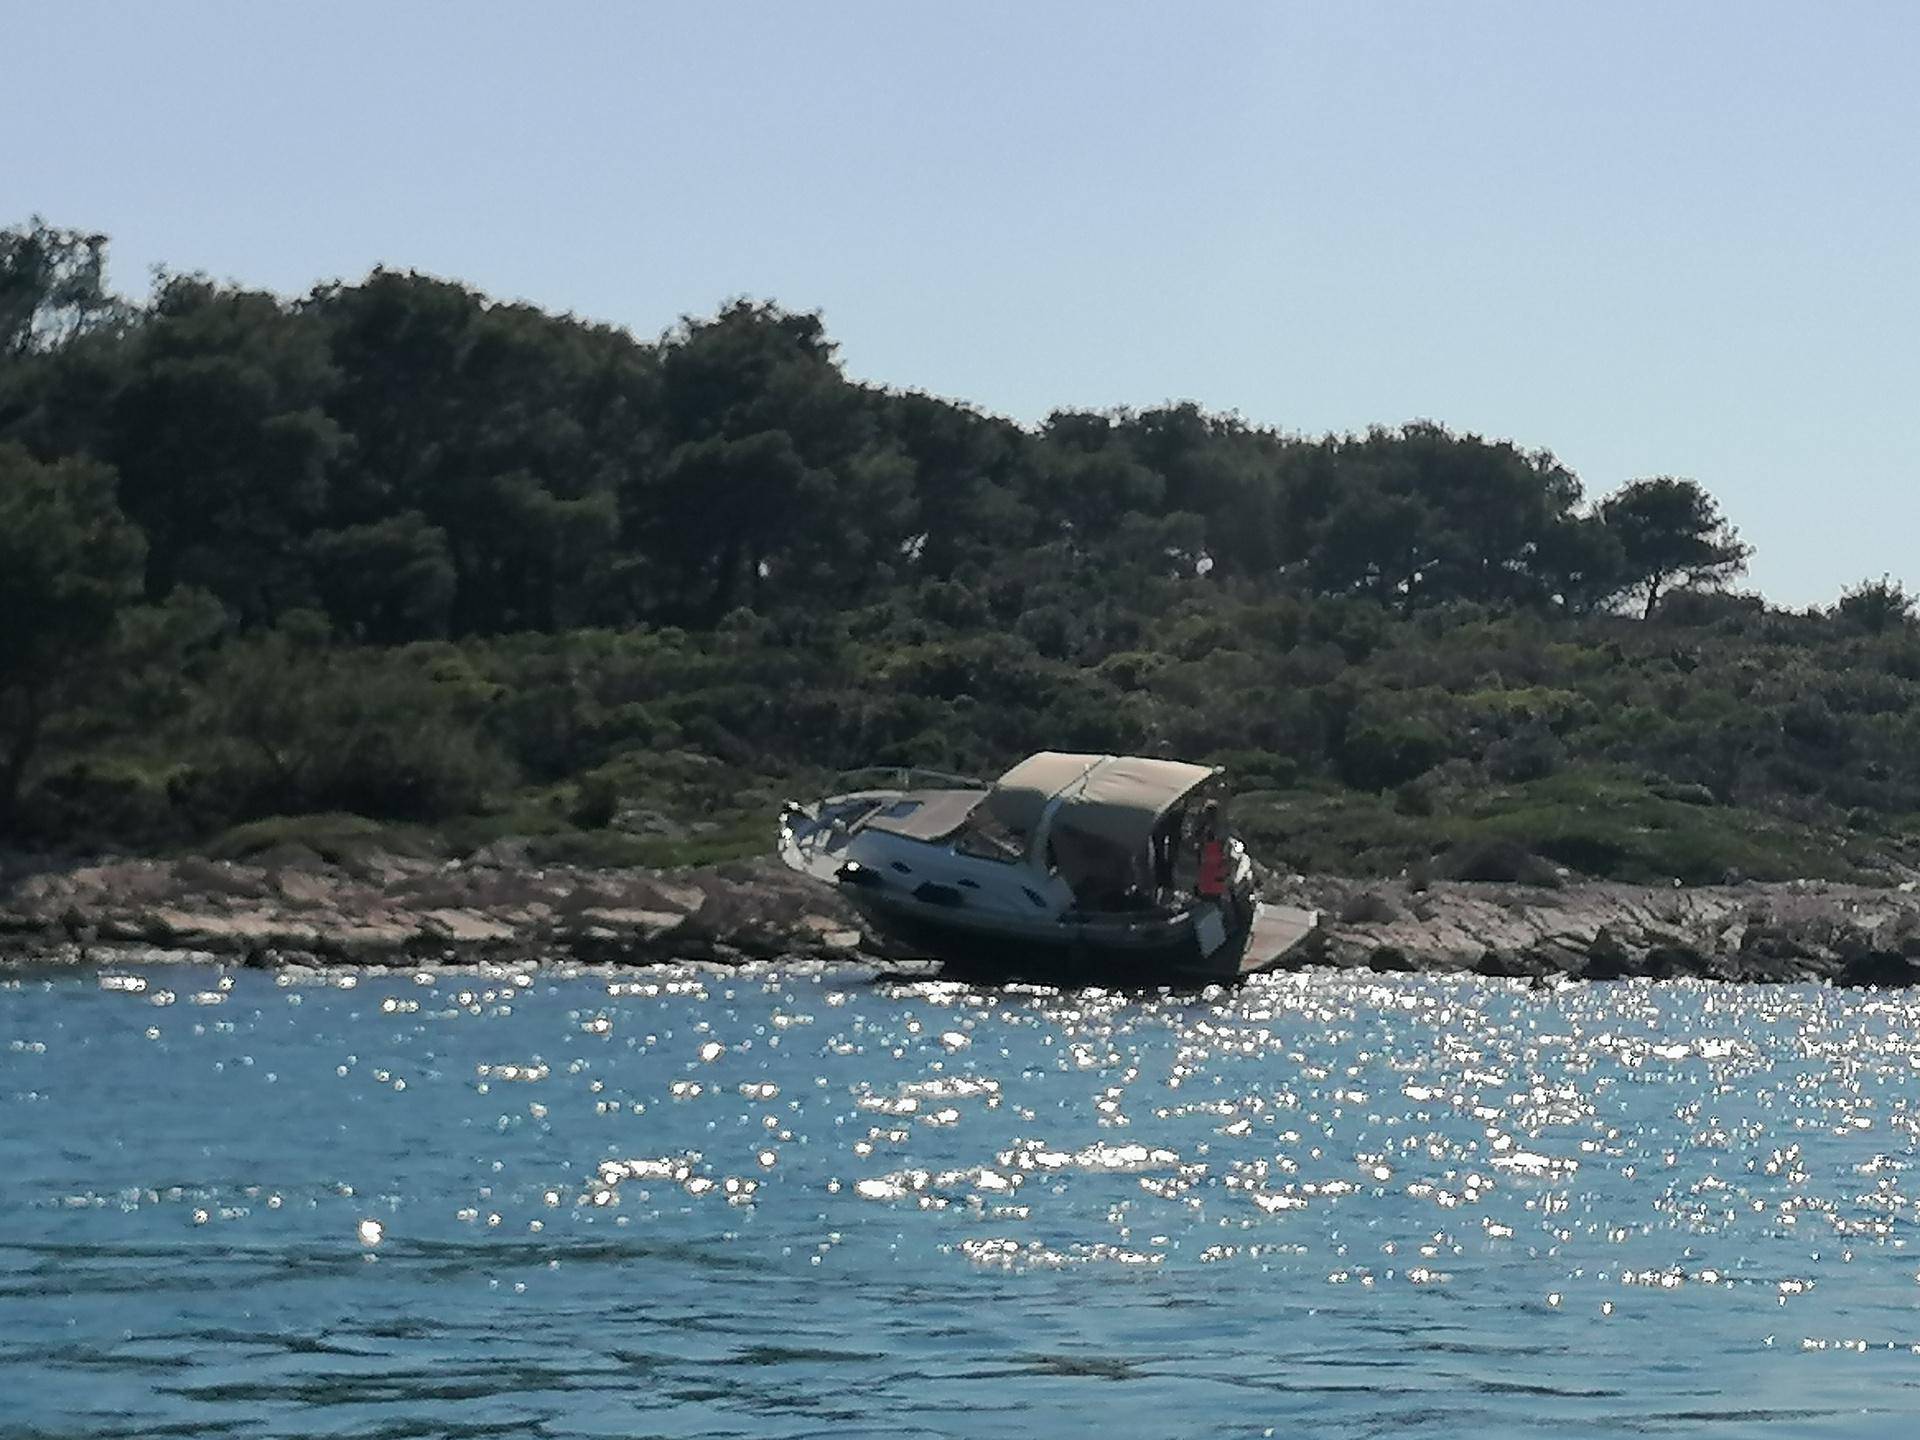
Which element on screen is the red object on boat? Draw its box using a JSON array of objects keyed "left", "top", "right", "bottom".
[{"left": 1197, "top": 840, "right": 1227, "bottom": 896}]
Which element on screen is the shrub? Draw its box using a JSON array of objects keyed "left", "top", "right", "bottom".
[
  {"left": 1430, "top": 837, "right": 1563, "bottom": 887},
  {"left": 1835, "top": 576, "right": 1914, "bottom": 635},
  {"left": 1485, "top": 723, "right": 1564, "bottom": 783},
  {"left": 19, "top": 759, "right": 187, "bottom": 848},
  {"left": 1338, "top": 717, "right": 1450, "bottom": 792},
  {"left": 1393, "top": 778, "right": 1435, "bottom": 817},
  {"left": 568, "top": 773, "right": 620, "bottom": 829},
  {"left": 193, "top": 638, "right": 517, "bottom": 825}
]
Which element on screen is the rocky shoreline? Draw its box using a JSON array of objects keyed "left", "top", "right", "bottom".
[{"left": 6, "top": 845, "right": 1920, "bottom": 985}]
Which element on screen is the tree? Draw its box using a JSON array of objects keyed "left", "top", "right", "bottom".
[
  {"left": 624, "top": 301, "right": 911, "bottom": 621},
  {"left": 645, "top": 429, "right": 821, "bottom": 620},
  {"left": 1597, "top": 476, "right": 1750, "bottom": 619},
  {"left": 878, "top": 391, "right": 1034, "bottom": 578},
  {"left": 1320, "top": 423, "right": 1587, "bottom": 608},
  {"left": 305, "top": 511, "right": 458, "bottom": 642},
  {"left": 0, "top": 218, "right": 127, "bottom": 359},
  {"left": 1026, "top": 411, "right": 1165, "bottom": 542},
  {"left": 106, "top": 275, "right": 342, "bottom": 622},
  {"left": 1834, "top": 575, "right": 1915, "bottom": 635},
  {"left": 1120, "top": 404, "right": 1287, "bottom": 578},
  {"left": 0, "top": 219, "right": 135, "bottom": 471},
  {"left": 1308, "top": 486, "right": 1438, "bottom": 607},
  {"left": 1532, "top": 512, "right": 1630, "bottom": 614},
  {"left": 0, "top": 444, "right": 146, "bottom": 828},
  {"left": 319, "top": 270, "right": 659, "bottom": 633}
]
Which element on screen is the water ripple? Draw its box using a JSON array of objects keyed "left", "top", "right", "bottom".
[{"left": 8, "top": 963, "right": 1920, "bottom": 1435}]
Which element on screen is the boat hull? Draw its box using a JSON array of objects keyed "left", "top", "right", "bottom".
[{"left": 845, "top": 887, "right": 1260, "bottom": 985}]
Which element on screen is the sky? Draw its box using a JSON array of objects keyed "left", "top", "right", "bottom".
[{"left": 9, "top": 1, "right": 1918, "bottom": 608}]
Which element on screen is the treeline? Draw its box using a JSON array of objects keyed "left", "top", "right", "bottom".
[
  {"left": 4, "top": 217, "right": 1913, "bottom": 883},
  {"left": 2, "top": 218, "right": 1752, "bottom": 641}
]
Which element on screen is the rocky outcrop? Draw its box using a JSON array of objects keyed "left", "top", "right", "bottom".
[
  {"left": 1272, "top": 874, "right": 1920, "bottom": 986},
  {"left": 0, "top": 850, "right": 869, "bottom": 969},
  {"left": 7, "top": 848, "right": 1920, "bottom": 984}
]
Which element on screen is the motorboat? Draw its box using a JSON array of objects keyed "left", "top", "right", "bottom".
[{"left": 777, "top": 751, "right": 1318, "bottom": 982}]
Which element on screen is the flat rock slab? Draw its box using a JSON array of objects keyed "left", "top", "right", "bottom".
[
  {"left": 419, "top": 909, "right": 521, "bottom": 943},
  {"left": 577, "top": 907, "right": 690, "bottom": 937},
  {"left": 0, "top": 851, "right": 867, "bottom": 968}
]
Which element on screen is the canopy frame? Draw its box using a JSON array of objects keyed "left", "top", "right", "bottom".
[{"left": 985, "top": 752, "right": 1222, "bottom": 895}]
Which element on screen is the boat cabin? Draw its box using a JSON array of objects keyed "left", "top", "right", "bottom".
[{"left": 817, "top": 751, "right": 1234, "bottom": 917}]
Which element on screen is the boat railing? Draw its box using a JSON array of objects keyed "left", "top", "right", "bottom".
[{"left": 826, "top": 765, "right": 988, "bottom": 795}]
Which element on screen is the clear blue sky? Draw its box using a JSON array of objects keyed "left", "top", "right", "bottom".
[{"left": 10, "top": 1, "right": 1917, "bottom": 607}]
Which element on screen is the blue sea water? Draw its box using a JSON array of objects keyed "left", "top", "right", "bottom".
[{"left": 4, "top": 961, "right": 1920, "bottom": 1438}]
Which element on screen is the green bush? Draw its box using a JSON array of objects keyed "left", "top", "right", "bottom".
[
  {"left": 1338, "top": 717, "right": 1450, "bottom": 792},
  {"left": 568, "top": 773, "right": 621, "bottom": 830}
]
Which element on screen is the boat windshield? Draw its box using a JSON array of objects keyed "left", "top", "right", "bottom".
[{"left": 954, "top": 806, "right": 1024, "bottom": 863}]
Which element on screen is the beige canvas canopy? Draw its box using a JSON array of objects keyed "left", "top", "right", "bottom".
[{"left": 987, "top": 751, "right": 1219, "bottom": 854}]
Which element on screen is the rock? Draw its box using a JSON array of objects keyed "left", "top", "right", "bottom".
[
  {"left": 419, "top": 909, "right": 519, "bottom": 943},
  {"left": 615, "top": 808, "right": 688, "bottom": 840},
  {"left": 1475, "top": 948, "right": 1546, "bottom": 979},
  {"left": 1640, "top": 942, "right": 1712, "bottom": 980},
  {"left": 170, "top": 858, "right": 267, "bottom": 900},
  {"left": 1580, "top": 954, "right": 1632, "bottom": 981},
  {"left": 1519, "top": 938, "right": 1589, "bottom": 975},
  {"left": 1837, "top": 952, "right": 1920, "bottom": 988},
  {"left": 576, "top": 906, "right": 689, "bottom": 938},
  {"left": 469, "top": 838, "right": 534, "bottom": 869},
  {"left": 249, "top": 842, "right": 331, "bottom": 872},
  {"left": 275, "top": 870, "right": 336, "bottom": 905},
  {"left": 337, "top": 850, "right": 435, "bottom": 885},
  {"left": 1726, "top": 951, "right": 1819, "bottom": 984},
  {"left": 1428, "top": 838, "right": 1564, "bottom": 888},
  {"left": 1338, "top": 889, "right": 1401, "bottom": 925},
  {"left": 10, "top": 843, "right": 1920, "bottom": 983},
  {"left": 1367, "top": 944, "right": 1417, "bottom": 973}
]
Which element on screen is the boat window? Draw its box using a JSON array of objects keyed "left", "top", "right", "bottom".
[{"left": 954, "top": 808, "right": 1024, "bottom": 863}]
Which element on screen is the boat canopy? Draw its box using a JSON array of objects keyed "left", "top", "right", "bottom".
[{"left": 986, "top": 751, "right": 1219, "bottom": 854}]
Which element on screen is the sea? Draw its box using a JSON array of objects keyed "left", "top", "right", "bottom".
[{"left": 4, "top": 960, "right": 1920, "bottom": 1438}]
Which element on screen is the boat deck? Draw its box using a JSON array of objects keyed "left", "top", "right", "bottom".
[{"left": 1238, "top": 902, "right": 1322, "bottom": 975}]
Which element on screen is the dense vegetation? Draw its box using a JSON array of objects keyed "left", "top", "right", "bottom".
[{"left": 4, "top": 217, "right": 1916, "bottom": 884}]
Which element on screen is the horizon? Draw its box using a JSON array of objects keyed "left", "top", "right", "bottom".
[{"left": 12, "top": 1, "right": 1920, "bottom": 609}]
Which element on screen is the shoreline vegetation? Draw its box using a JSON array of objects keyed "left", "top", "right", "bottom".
[{"left": 10, "top": 218, "right": 1920, "bottom": 984}]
